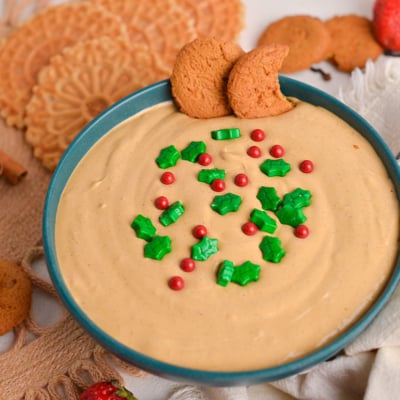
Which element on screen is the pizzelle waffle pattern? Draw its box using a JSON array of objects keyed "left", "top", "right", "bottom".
[
  {"left": 0, "top": 2, "right": 128, "bottom": 128},
  {"left": 92, "top": 0, "right": 197, "bottom": 72},
  {"left": 176, "top": 0, "right": 244, "bottom": 41},
  {"left": 25, "top": 37, "right": 168, "bottom": 171}
]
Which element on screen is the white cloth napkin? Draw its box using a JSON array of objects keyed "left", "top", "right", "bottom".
[
  {"left": 339, "top": 56, "right": 400, "bottom": 157},
  {"left": 161, "top": 56, "right": 400, "bottom": 400}
]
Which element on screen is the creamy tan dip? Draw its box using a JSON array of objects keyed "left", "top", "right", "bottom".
[{"left": 55, "top": 101, "right": 399, "bottom": 371}]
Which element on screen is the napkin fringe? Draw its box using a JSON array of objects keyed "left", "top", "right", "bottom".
[
  {"left": 338, "top": 56, "right": 400, "bottom": 113},
  {"left": 338, "top": 56, "right": 400, "bottom": 156},
  {"left": 168, "top": 386, "right": 207, "bottom": 400}
]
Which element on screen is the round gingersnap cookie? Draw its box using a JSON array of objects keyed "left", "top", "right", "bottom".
[
  {"left": 326, "top": 15, "right": 384, "bottom": 72},
  {"left": 227, "top": 44, "right": 293, "bottom": 119},
  {"left": 171, "top": 38, "right": 244, "bottom": 119},
  {"left": 0, "top": 259, "right": 32, "bottom": 335},
  {"left": 257, "top": 15, "right": 332, "bottom": 73}
]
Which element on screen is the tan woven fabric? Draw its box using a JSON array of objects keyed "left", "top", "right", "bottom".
[
  {"left": 0, "top": 0, "right": 53, "bottom": 263},
  {"left": 0, "top": 122, "right": 51, "bottom": 263}
]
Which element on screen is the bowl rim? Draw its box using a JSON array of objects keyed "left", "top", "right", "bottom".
[{"left": 43, "top": 77, "right": 400, "bottom": 386}]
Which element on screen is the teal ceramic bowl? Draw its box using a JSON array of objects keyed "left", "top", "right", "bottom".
[{"left": 43, "top": 77, "right": 400, "bottom": 386}]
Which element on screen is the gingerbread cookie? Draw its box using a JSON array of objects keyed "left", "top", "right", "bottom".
[
  {"left": 227, "top": 44, "right": 293, "bottom": 119},
  {"left": 326, "top": 15, "right": 383, "bottom": 72},
  {"left": 257, "top": 15, "right": 332, "bottom": 73},
  {"left": 170, "top": 38, "right": 244, "bottom": 119},
  {"left": 0, "top": 259, "right": 32, "bottom": 335}
]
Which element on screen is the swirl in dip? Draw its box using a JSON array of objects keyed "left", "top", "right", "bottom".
[{"left": 55, "top": 100, "right": 399, "bottom": 371}]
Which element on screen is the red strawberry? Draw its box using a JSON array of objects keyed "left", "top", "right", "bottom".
[
  {"left": 79, "top": 381, "right": 138, "bottom": 400},
  {"left": 373, "top": 0, "right": 400, "bottom": 51}
]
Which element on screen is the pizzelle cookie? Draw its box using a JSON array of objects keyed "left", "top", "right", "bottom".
[
  {"left": 0, "top": 259, "right": 32, "bottom": 335},
  {"left": 175, "top": 0, "right": 244, "bottom": 41},
  {"left": 227, "top": 44, "right": 293, "bottom": 118},
  {"left": 326, "top": 15, "right": 384, "bottom": 72},
  {"left": 25, "top": 37, "right": 168, "bottom": 171},
  {"left": 0, "top": 2, "right": 128, "bottom": 129},
  {"left": 257, "top": 15, "right": 332, "bottom": 73},
  {"left": 171, "top": 38, "right": 244, "bottom": 119},
  {"left": 92, "top": 0, "right": 197, "bottom": 73}
]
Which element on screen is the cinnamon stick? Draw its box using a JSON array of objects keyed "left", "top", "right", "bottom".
[{"left": 0, "top": 149, "right": 28, "bottom": 185}]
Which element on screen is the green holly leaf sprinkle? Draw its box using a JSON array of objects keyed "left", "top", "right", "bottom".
[
  {"left": 159, "top": 201, "right": 185, "bottom": 226},
  {"left": 144, "top": 235, "right": 172, "bottom": 260},
  {"left": 250, "top": 209, "right": 277, "bottom": 234},
  {"left": 211, "top": 193, "right": 242, "bottom": 215},
  {"left": 256, "top": 186, "right": 282, "bottom": 211},
  {"left": 282, "top": 188, "right": 312, "bottom": 209},
  {"left": 191, "top": 236, "right": 219, "bottom": 261},
  {"left": 211, "top": 128, "right": 241, "bottom": 140},
  {"left": 276, "top": 205, "right": 307, "bottom": 227},
  {"left": 155, "top": 145, "right": 180, "bottom": 169},
  {"left": 259, "top": 236, "right": 286, "bottom": 263},
  {"left": 181, "top": 141, "right": 206, "bottom": 162},
  {"left": 232, "top": 261, "right": 261, "bottom": 286},
  {"left": 131, "top": 214, "right": 156, "bottom": 241},
  {"left": 260, "top": 158, "right": 291, "bottom": 177},
  {"left": 217, "top": 260, "right": 235, "bottom": 287},
  {"left": 198, "top": 168, "right": 226, "bottom": 184}
]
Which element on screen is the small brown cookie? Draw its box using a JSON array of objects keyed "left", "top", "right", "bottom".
[
  {"left": 0, "top": 259, "right": 32, "bottom": 335},
  {"left": 227, "top": 44, "right": 293, "bottom": 119},
  {"left": 171, "top": 38, "right": 245, "bottom": 119},
  {"left": 326, "top": 15, "right": 383, "bottom": 72},
  {"left": 257, "top": 15, "right": 332, "bottom": 73}
]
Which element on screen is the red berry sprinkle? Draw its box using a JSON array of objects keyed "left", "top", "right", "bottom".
[
  {"left": 299, "top": 160, "right": 314, "bottom": 173},
  {"left": 169, "top": 276, "right": 185, "bottom": 290},
  {"left": 250, "top": 128, "right": 266, "bottom": 142},
  {"left": 180, "top": 258, "right": 196, "bottom": 272},
  {"left": 198, "top": 153, "right": 212, "bottom": 166},
  {"left": 247, "top": 145, "right": 262, "bottom": 158},
  {"left": 234, "top": 173, "right": 249, "bottom": 187},
  {"left": 270, "top": 144, "right": 285, "bottom": 158},
  {"left": 242, "top": 222, "right": 258, "bottom": 236},
  {"left": 294, "top": 224, "right": 309, "bottom": 238},
  {"left": 211, "top": 179, "right": 226, "bottom": 192},
  {"left": 193, "top": 224, "right": 208, "bottom": 239},
  {"left": 154, "top": 196, "right": 169, "bottom": 209},
  {"left": 160, "top": 171, "right": 175, "bottom": 184}
]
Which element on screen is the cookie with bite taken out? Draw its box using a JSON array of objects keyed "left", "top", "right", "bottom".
[{"left": 227, "top": 44, "right": 293, "bottom": 119}]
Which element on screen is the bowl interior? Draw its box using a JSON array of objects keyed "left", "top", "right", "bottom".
[{"left": 43, "top": 77, "right": 400, "bottom": 386}]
